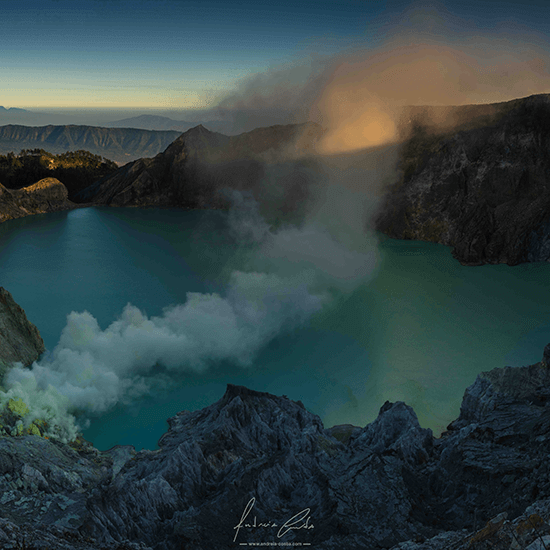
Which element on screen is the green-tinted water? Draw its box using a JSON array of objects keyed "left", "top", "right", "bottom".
[{"left": 1, "top": 207, "right": 549, "bottom": 449}]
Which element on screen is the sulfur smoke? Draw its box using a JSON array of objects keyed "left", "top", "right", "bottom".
[
  {"left": 217, "top": 5, "right": 550, "bottom": 151},
  {"left": 2, "top": 186, "right": 379, "bottom": 442}
]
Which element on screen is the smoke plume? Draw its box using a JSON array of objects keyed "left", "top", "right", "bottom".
[
  {"left": 216, "top": 5, "right": 550, "bottom": 151},
  {"left": 3, "top": 188, "right": 378, "bottom": 442}
]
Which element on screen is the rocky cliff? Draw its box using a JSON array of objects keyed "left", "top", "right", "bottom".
[
  {"left": 376, "top": 93, "right": 550, "bottom": 265},
  {"left": 0, "top": 149, "right": 118, "bottom": 201},
  {"left": 2, "top": 339, "right": 550, "bottom": 548},
  {"left": 0, "top": 287, "right": 44, "bottom": 382},
  {"left": 0, "top": 177, "right": 79, "bottom": 224}
]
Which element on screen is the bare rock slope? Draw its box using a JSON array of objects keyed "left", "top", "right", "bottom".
[{"left": 79, "top": 122, "right": 324, "bottom": 210}]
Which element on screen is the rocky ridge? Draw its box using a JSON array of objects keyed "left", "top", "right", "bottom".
[
  {"left": 0, "top": 177, "right": 79, "bottom": 224},
  {"left": 376, "top": 93, "right": 550, "bottom": 265},
  {"left": 1, "top": 336, "right": 550, "bottom": 548},
  {"left": 3, "top": 96, "right": 550, "bottom": 267},
  {"left": 79, "top": 94, "right": 550, "bottom": 266}
]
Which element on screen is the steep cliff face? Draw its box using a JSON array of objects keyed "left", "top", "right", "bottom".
[
  {"left": 79, "top": 122, "right": 324, "bottom": 211},
  {"left": 0, "top": 288, "right": 44, "bottom": 381},
  {"left": 2, "top": 346, "right": 550, "bottom": 548},
  {"left": 376, "top": 94, "right": 550, "bottom": 265},
  {"left": 0, "top": 177, "right": 78, "bottom": 224}
]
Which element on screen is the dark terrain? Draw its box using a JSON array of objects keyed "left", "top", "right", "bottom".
[
  {"left": 1, "top": 288, "right": 550, "bottom": 549},
  {"left": 78, "top": 93, "right": 550, "bottom": 266},
  {"left": 78, "top": 121, "right": 324, "bottom": 214},
  {"left": 377, "top": 93, "right": 550, "bottom": 265},
  {"left": 0, "top": 149, "right": 118, "bottom": 200},
  {"left": 1, "top": 97, "right": 550, "bottom": 547}
]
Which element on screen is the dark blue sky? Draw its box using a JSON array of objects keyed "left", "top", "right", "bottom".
[{"left": 1, "top": 0, "right": 548, "bottom": 110}]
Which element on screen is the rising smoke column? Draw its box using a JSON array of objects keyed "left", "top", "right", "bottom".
[{"left": 215, "top": 5, "right": 550, "bottom": 150}]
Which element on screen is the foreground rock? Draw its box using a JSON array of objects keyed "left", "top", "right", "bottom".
[
  {"left": 0, "top": 287, "right": 44, "bottom": 381},
  {"left": 0, "top": 177, "right": 78, "bottom": 224},
  {"left": 2, "top": 345, "right": 550, "bottom": 548},
  {"left": 376, "top": 93, "right": 550, "bottom": 265}
]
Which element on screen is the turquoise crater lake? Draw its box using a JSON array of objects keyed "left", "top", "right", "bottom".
[{"left": 1, "top": 206, "right": 550, "bottom": 450}]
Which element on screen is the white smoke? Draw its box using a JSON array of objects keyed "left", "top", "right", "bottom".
[{"left": 3, "top": 189, "right": 379, "bottom": 442}]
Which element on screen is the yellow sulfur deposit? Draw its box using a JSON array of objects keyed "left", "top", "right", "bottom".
[{"left": 7, "top": 397, "right": 30, "bottom": 417}]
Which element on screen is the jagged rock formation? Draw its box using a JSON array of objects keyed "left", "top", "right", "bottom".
[
  {"left": 2, "top": 343, "right": 550, "bottom": 548},
  {"left": 376, "top": 93, "right": 550, "bottom": 265},
  {"left": 0, "top": 125, "right": 181, "bottom": 165},
  {"left": 0, "top": 435, "right": 146, "bottom": 549},
  {"left": 0, "top": 287, "right": 44, "bottom": 381},
  {"left": 78, "top": 122, "right": 324, "bottom": 211},
  {"left": 0, "top": 177, "right": 78, "bottom": 224}
]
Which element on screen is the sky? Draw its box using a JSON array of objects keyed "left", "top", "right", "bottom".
[{"left": 1, "top": 0, "right": 549, "bottom": 114}]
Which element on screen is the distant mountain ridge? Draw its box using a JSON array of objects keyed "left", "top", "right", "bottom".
[
  {"left": 0, "top": 124, "right": 181, "bottom": 165},
  {"left": 0, "top": 106, "right": 27, "bottom": 113},
  {"left": 104, "top": 113, "right": 262, "bottom": 135},
  {"left": 106, "top": 114, "right": 194, "bottom": 132}
]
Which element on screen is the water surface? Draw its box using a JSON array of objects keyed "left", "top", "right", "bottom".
[{"left": 1, "top": 207, "right": 549, "bottom": 449}]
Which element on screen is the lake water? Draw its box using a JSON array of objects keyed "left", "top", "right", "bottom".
[{"left": 1, "top": 206, "right": 550, "bottom": 450}]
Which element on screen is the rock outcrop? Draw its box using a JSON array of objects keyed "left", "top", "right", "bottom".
[
  {"left": 0, "top": 177, "right": 78, "bottom": 224},
  {"left": 376, "top": 93, "right": 550, "bottom": 265},
  {"left": 2, "top": 343, "right": 550, "bottom": 548},
  {"left": 0, "top": 287, "right": 44, "bottom": 381}
]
